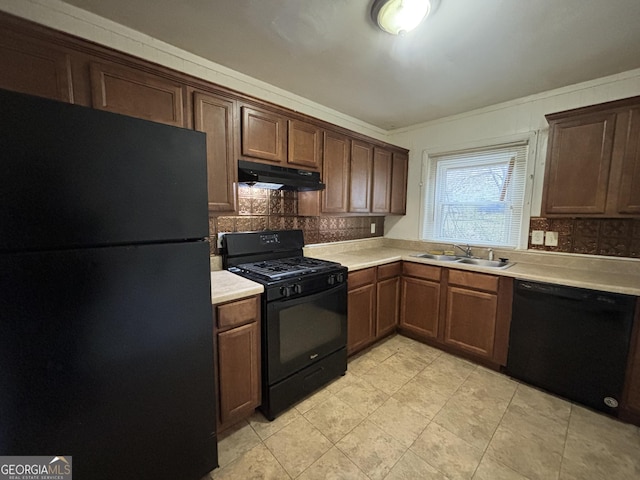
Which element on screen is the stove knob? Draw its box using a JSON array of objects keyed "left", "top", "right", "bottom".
[
  {"left": 292, "top": 284, "right": 302, "bottom": 294},
  {"left": 336, "top": 272, "right": 345, "bottom": 283},
  {"left": 327, "top": 275, "right": 336, "bottom": 286},
  {"left": 280, "top": 286, "right": 292, "bottom": 298}
]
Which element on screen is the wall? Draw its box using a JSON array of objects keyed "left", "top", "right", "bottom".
[
  {"left": 0, "top": 0, "right": 389, "bottom": 143},
  {"left": 386, "top": 69, "right": 640, "bottom": 247}
]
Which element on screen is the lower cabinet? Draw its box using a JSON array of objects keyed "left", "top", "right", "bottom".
[
  {"left": 214, "top": 295, "right": 261, "bottom": 431},
  {"left": 347, "top": 262, "right": 401, "bottom": 355},
  {"left": 399, "top": 262, "right": 513, "bottom": 366}
]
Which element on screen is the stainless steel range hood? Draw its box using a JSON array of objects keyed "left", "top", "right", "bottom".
[{"left": 237, "top": 160, "right": 325, "bottom": 191}]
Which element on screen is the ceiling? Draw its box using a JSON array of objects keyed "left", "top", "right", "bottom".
[{"left": 61, "top": 0, "right": 640, "bottom": 130}]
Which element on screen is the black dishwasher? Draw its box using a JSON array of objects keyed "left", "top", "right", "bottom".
[{"left": 506, "top": 280, "right": 636, "bottom": 415}]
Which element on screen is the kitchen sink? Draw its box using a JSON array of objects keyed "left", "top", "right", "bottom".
[
  {"left": 412, "top": 253, "right": 460, "bottom": 261},
  {"left": 456, "top": 258, "right": 513, "bottom": 269}
]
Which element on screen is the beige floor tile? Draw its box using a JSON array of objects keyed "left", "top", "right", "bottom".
[
  {"left": 433, "top": 389, "right": 506, "bottom": 450},
  {"left": 303, "top": 395, "right": 365, "bottom": 443},
  {"left": 472, "top": 455, "right": 530, "bottom": 480},
  {"left": 498, "top": 403, "right": 568, "bottom": 455},
  {"left": 414, "top": 354, "right": 476, "bottom": 397},
  {"left": 360, "top": 362, "right": 414, "bottom": 395},
  {"left": 510, "top": 384, "right": 571, "bottom": 424},
  {"left": 212, "top": 443, "right": 291, "bottom": 479},
  {"left": 324, "top": 371, "right": 358, "bottom": 395},
  {"left": 335, "top": 376, "right": 389, "bottom": 416},
  {"left": 337, "top": 420, "right": 407, "bottom": 480},
  {"left": 365, "top": 342, "right": 398, "bottom": 364},
  {"left": 392, "top": 377, "right": 449, "bottom": 420},
  {"left": 248, "top": 406, "right": 301, "bottom": 440},
  {"left": 461, "top": 367, "right": 518, "bottom": 403},
  {"left": 384, "top": 450, "right": 449, "bottom": 480},
  {"left": 347, "top": 352, "right": 379, "bottom": 377},
  {"left": 381, "top": 351, "right": 431, "bottom": 377},
  {"left": 410, "top": 422, "right": 483, "bottom": 480},
  {"left": 368, "top": 396, "right": 430, "bottom": 447},
  {"left": 486, "top": 423, "right": 562, "bottom": 480},
  {"left": 298, "top": 446, "right": 369, "bottom": 480},
  {"left": 264, "top": 416, "right": 332, "bottom": 478},
  {"left": 568, "top": 404, "right": 640, "bottom": 451},
  {"left": 396, "top": 337, "right": 442, "bottom": 364},
  {"left": 294, "top": 387, "right": 334, "bottom": 415},
  {"left": 216, "top": 420, "right": 262, "bottom": 468}
]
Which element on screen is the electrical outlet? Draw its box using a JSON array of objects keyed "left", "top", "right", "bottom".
[
  {"left": 545, "top": 231, "right": 559, "bottom": 247},
  {"left": 531, "top": 230, "right": 545, "bottom": 245},
  {"left": 370, "top": 222, "right": 376, "bottom": 234}
]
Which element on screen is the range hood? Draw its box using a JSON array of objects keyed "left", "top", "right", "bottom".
[{"left": 237, "top": 160, "right": 325, "bottom": 191}]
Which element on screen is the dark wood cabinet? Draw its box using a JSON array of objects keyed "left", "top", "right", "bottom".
[
  {"left": 240, "top": 105, "right": 287, "bottom": 163},
  {"left": 372, "top": 147, "right": 393, "bottom": 213},
  {"left": 400, "top": 263, "right": 442, "bottom": 339},
  {"left": 0, "top": 34, "right": 72, "bottom": 102},
  {"left": 349, "top": 140, "right": 373, "bottom": 213},
  {"left": 322, "top": 130, "right": 351, "bottom": 213},
  {"left": 347, "top": 268, "right": 376, "bottom": 355},
  {"left": 543, "top": 96, "right": 640, "bottom": 217},
  {"left": 215, "top": 295, "right": 261, "bottom": 431},
  {"left": 89, "top": 62, "right": 185, "bottom": 126},
  {"left": 288, "top": 119, "right": 322, "bottom": 171},
  {"left": 376, "top": 262, "right": 401, "bottom": 338},
  {"left": 390, "top": 152, "right": 409, "bottom": 215},
  {"left": 192, "top": 90, "right": 236, "bottom": 213}
]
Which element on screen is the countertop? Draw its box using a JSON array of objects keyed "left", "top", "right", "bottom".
[
  {"left": 210, "top": 270, "right": 263, "bottom": 305},
  {"left": 306, "top": 246, "right": 640, "bottom": 296}
]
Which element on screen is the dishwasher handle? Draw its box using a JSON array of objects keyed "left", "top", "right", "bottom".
[{"left": 516, "top": 280, "right": 634, "bottom": 308}]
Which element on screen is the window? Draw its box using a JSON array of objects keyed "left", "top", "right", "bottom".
[{"left": 422, "top": 140, "right": 531, "bottom": 248}]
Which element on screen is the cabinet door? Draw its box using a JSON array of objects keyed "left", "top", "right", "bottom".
[
  {"left": 349, "top": 140, "right": 373, "bottom": 213},
  {"left": 372, "top": 147, "right": 392, "bottom": 213},
  {"left": 444, "top": 287, "right": 498, "bottom": 359},
  {"left": 0, "top": 34, "right": 72, "bottom": 102},
  {"left": 89, "top": 62, "right": 185, "bottom": 126},
  {"left": 241, "top": 105, "right": 287, "bottom": 162},
  {"left": 193, "top": 91, "right": 236, "bottom": 213},
  {"left": 543, "top": 112, "right": 616, "bottom": 214},
  {"left": 390, "top": 152, "right": 409, "bottom": 215},
  {"left": 400, "top": 276, "right": 440, "bottom": 339},
  {"left": 347, "top": 283, "right": 376, "bottom": 355},
  {"left": 217, "top": 321, "right": 260, "bottom": 426},
  {"left": 322, "top": 131, "right": 350, "bottom": 213},
  {"left": 377, "top": 276, "right": 400, "bottom": 339},
  {"left": 616, "top": 107, "right": 640, "bottom": 214},
  {"left": 288, "top": 120, "right": 322, "bottom": 170}
]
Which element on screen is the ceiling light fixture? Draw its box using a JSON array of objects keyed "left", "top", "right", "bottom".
[{"left": 372, "top": 0, "right": 431, "bottom": 36}]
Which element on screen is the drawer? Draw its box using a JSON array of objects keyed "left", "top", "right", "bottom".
[
  {"left": 348, "top": 267, "right": 376, "bottom": 290},
  {"left": 377, "top": 262, "right": 402, "bottom": 281},
  {"left": 402, "top": 262, "right": 441, "bottom": 282},
  {"left": 216, "top": 295, "right": 260, "bottom": 330},
  {"left": 448, "top": 269, "right": 499, "bottom": 292}
]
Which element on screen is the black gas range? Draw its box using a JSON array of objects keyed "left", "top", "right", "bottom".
[{"left": 222, "top": 230, "right": 347, "bottom": 420}]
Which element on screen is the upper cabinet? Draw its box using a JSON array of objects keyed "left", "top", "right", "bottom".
[
  {"left": 390, "top": 152, "right": 409, "bottom": 215},
  {"left": 288, "top": 120, "right": 322, "bottom": 170},
  {"left": 240, "top": 105, "right": 287, "bottom": 163},
  {"left": 192, "top": 90, "right": 237, "bottom": 213},
  {"left": 349, "top": 140, "right": 373, "bottom": 213},
  {"left": 89, "top": 62, "right": 185, "bottom": 127},
  {"left": 371, "top": 147, "right": 393, "bottom": 213},
  {"left": 542, "top": 96, "right": 640, "bottom": 217},
  {"left": 0, "top": 33, "right": 73, "bottom": 102},
  {"left": 321, "top": 130, "right": 351, "bottom": 213}
]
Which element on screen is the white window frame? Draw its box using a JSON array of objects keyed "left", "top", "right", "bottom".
[{"left": 420, "top": 133, "right": 537, "bottom": 249}]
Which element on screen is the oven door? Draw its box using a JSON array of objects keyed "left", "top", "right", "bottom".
[{"left": 265, "top": 282, "right": 347, "bottom": 384}]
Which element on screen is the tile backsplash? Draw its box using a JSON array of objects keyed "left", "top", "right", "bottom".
[
  {"left": 529, "top": 217, "right": 640, "bottom": 258},
  {"left": 208, "top": 186, "right": 384, "bottom": 254}
]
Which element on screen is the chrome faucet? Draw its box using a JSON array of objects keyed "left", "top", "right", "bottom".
[{"left": 453, "top": 244, "right": 472, "bottom": 257}]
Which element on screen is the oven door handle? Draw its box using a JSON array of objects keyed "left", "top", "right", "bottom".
[{"left": 276, "top": 282, "right": 346, "bottom": 305}]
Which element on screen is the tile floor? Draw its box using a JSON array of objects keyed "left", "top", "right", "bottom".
[{"left": 204, "top": 335, "right": 640, "bottom": 480}]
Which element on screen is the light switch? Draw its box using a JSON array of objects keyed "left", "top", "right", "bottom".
[
  {"left": 545, "top": 231, "right": 559, "bottom": 246},
  {"left": 370, "top": 222, "right": 376, "bottom": 234},
  {"left": 531, "top": 230, "right": 544, "bottom": 245}
]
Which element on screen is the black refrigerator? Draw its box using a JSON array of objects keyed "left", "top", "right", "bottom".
[{"left": 0, "top": 89, "right": 218, "bottom": 479}]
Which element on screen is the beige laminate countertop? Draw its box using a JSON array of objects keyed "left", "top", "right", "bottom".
[
  {"left": 210, "top": 270, "right": 263, "bottom": 305},
  {"left": 307, "top": 247, "right": 640, "bottom": 296}
]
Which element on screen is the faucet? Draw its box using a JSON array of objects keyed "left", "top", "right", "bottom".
[{"left": 453, "top": 244, "right": 472, "bottom": 257}]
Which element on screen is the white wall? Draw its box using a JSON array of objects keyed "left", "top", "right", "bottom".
[
  {"left": 0, "top": 0, "right": 389, "bottom": 142},
  {"left": 385, "top": 69, "right": 640, "bottom": 241}
]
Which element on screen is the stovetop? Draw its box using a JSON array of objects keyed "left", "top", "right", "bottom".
[{"left": 229, "top": 256, "right": 342, "bottom": 282}]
